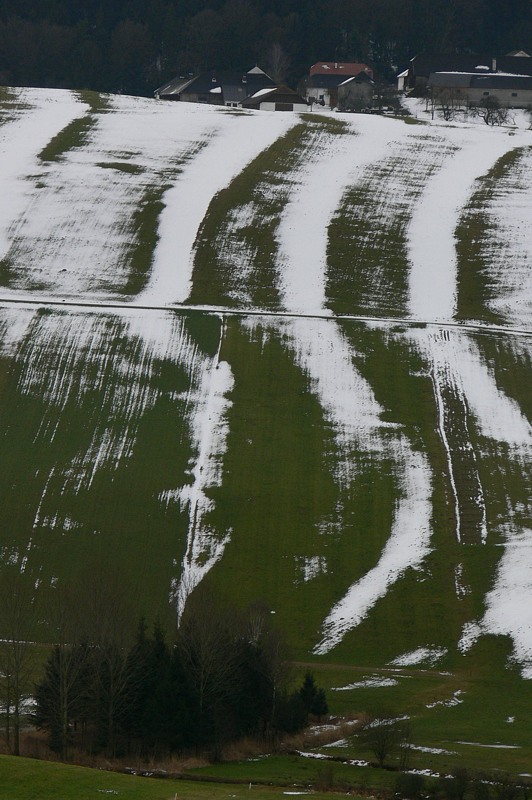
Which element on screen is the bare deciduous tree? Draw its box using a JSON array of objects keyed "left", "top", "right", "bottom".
[
  {"left": 177, "top": 588, "right": 237, "bottom": 750},
  {"left": 470, "top": 96, "right": 510, "bottom": 126},
  {"left": 0, "top": 569, "right": 37, "bottom": 755},
  {"left": 358, "top": 713, "right": 408, "bottom": 767},
  {"left": 435, "top": 87, "right": 466, "bottom": 121},
  {"left": 265, "top": 42, "right": 290, "bottom": 84}
]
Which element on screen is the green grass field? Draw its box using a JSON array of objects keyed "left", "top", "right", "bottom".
[
  {"left": 0, "top": 755, "right": 357, "bottom": 800},
  {"left": 0, "top": 90, "right": 531, "bottom": 787}
]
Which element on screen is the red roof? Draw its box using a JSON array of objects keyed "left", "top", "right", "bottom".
[{"left": 309, "top": 62, "right": 373, "bottom": 78}]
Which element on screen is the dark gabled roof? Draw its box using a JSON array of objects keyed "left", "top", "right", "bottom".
[
  {"left": 241, "top": 85, "right": 307, "bottom": 107},
  {"left": 470, "top": 73, "right": 532, "bottom": 89},
  {"left": 339, "top": 73, "right": 374, "bottom": 86},
  {"left": 412, "top": 53, "right": 532, "bottom": 78},
  {"left": 155, "top": 74, "right": 196, "bottom": 98},
  {"left": 156, "top": 69, "right": 275, "bottom": 100},
  {"left": 429, "top": 71, "right": 532, "bottom": 90},
  {"left": 310, "top": 62, "right": 372, "bottom": 77},
  {"left": 307, "top": 73, "right": 359, "bottom": 89},
  {"left": 428, "top": 72, "right": 473, "bottom": 88}
]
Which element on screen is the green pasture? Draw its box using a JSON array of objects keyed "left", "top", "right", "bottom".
[
  {"left": 0, "top": 303, "right": 530, "bottom": 769},
  {"left": 326, "top": 135, "right": 455, "bottom": 317},
  {"left": 0, "top": 756, "right": 352, "bottom": 800},
  {"left": 0, "top": 94, "right": 531, "bottom": 781},
  {"left": 189, "top": 115, "right": 348, "bottom": 309},
  {"left": 455, "top": 147, "right": 525, "bottom": 325},
  {"left": 189, "top": 753, "right": 398, "bottom": 792},
  {"left": 38, "top": 90, "right": 109, "bottom": 163}
]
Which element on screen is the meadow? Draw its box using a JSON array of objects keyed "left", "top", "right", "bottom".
[{"left": 0, "top": 87, "right": 530, "bottom": 785}]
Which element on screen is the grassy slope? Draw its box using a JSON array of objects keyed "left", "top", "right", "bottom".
[
  {"left": 0, "top": 89, "right": 201, "bottom": 296},
  {"left": 326, "top": 134, "right": 455, "bottom": 317},
  {"left": 0, "top": 755, "right": 348, "bottom": 800},
  {"left": 455, "top": 147, "right": 526, "bottom": 325},
  {"left": 0, "top": 93, "right": 530, "bottom": 780},
  {"left": 189, "top": 115, "right": 347, "bottom": 309},
  {"left": 0, "top": 310, "right": 224, "bottom": 634}
]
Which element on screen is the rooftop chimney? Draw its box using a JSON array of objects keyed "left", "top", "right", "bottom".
[{"left": 492, "top": 57, "right": 497, "bottom": 72}]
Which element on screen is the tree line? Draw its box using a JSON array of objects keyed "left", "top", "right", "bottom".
[
  {"left": 0, "top": 0, "right": 530, "bottom": 97},
  {"left": 33, "top": 600, "right": 327, "bottom": 759},
  {"left": 0, "top": 564, "right": 327, "bottom": 759}
]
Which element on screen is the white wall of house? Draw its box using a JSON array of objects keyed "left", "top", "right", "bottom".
[
  {"left": 306, "top": 87, "right": 332, "bottom": 107},
  {"left": 258, "top": 100, "right": 308, "bottom": 111},
  {"left": 397, "top": 70, "right": 409, "bottom": 92},
  {"left": 466, "top": 87, "right": 532, "bottom": 108}
]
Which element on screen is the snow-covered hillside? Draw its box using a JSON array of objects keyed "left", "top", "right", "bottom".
[{"left": 0, "top": 87, "right": 531, "bottom": 684}]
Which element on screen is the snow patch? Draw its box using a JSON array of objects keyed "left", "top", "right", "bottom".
[
  {"left": 333, "top": 676, "right": 399, "bottom": 690},
  {"left": 389, "top": 647, "right": 448, "bottom": 667}
]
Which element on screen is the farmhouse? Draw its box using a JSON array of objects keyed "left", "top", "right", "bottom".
[
  {"left": 404, "top": 51, "right": 532, "bottom": 91},
  {"left": 240, "top": 85, "right": 308, "bottom": 112},
  {"left": 428, "top": 70, "right": 532, "bottom": 109},
  {"left": 305, "top": 61, "right": 373, "bottom": 108},
  {"left": 155, "top": 66, "right": 275, "bottom": 106},
  {"left": 337, "top": 72, "right": 375, "bottom": 111}
]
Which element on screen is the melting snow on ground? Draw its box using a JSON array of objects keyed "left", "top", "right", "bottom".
[
  {"left": 0, "top": 89, "right": 532, "bottom": 662},
  {"left": 332, "top": 675, "right": 399, "bottom": 690},
  {"left": 426, "top": 690, "right": 464, "bottom": 709},
  {"left": 389, "top": 647, "right": 448, "bottom": 667}
]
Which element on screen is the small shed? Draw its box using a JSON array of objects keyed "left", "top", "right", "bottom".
[
  {"left": 397, "top": 69, "right": 409, "bottom": 92},
  {"left": 241, "top": 86, "right": 308, "bottom": 112}
]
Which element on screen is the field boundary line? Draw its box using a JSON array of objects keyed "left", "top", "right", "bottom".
[{"left": 0, "top": 295, "right": 531, "bottom": 340}]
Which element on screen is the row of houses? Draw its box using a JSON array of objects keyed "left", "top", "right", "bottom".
[
  {"left": 155, "top": 61, "right": 374, "bottom": 112},
  {"left": 155, "top": 51, "right": 532, "bottom": 113},
  {"left": 399, "top": 51, "right": 532, "bottom": 109}
]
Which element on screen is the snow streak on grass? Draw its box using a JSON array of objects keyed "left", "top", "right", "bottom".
[
  {"left": 273, "top": 118, "right": 354, "bottom": 314},
  {"left": 481, "top": 524, "right": 532, "bottom": 678},
  {"left": 162, "top": 317, "right": 235, "bottom": 622},
  {"left": 0, "top": 88, "right": 87, "bottom": 280},
  {"left": 140, "top": 109, "right": 296, "bottom": 306},
  {"left": 250, "top": 316, "right": 433, "bottom": 655},
  {"left": 411, "top": 326, "right": 532, "bottom": 676},
  {"left": 326, "top": 133, "right": 452, "bottom": 317},
  {"left": 1, "top": 94, "right": 212, "bottom": 297},
  {"left": 189, "top": 117, "right": 345, "bottom": 310},
  {"left": 314, "top": 443, "right": 432, "bottom": 655},
  {"left": 407, "top": 125, "right": 527, "bottom": 323},
  {"left": 426, "top": 330, "right": 488, "bottom": 545},
  {"left": 456, "top": 145, "right": 532, "bottom": 328},
  {"left": 389, "top": 647, "right": 448, "bottom": 667}
]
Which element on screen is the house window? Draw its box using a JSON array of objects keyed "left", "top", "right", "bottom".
[
  {"left": 512, "top": 92, "right": 518, "bottom": 97},
  {"left": 483, "top": 91, "right": 489, "bottom": 96}
]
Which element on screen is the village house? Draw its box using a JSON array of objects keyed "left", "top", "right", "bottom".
[
  {"left": 154, "top": 66, "right": 275, "bottom": 106},
  {"left": 337, "top": 71, "right": 375, "bottom": 111},
  {"left": 428, "top": 69, "right": 532, "bottom": 109},
  {"left": 305, "top": 61, "right": 373, "bottom": 108},
  {"left": 402, "top": 51, "right": 532, "bottom": 92},
  {"left": 240, "top": 85, "right": 308, "bottom": 112}
]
